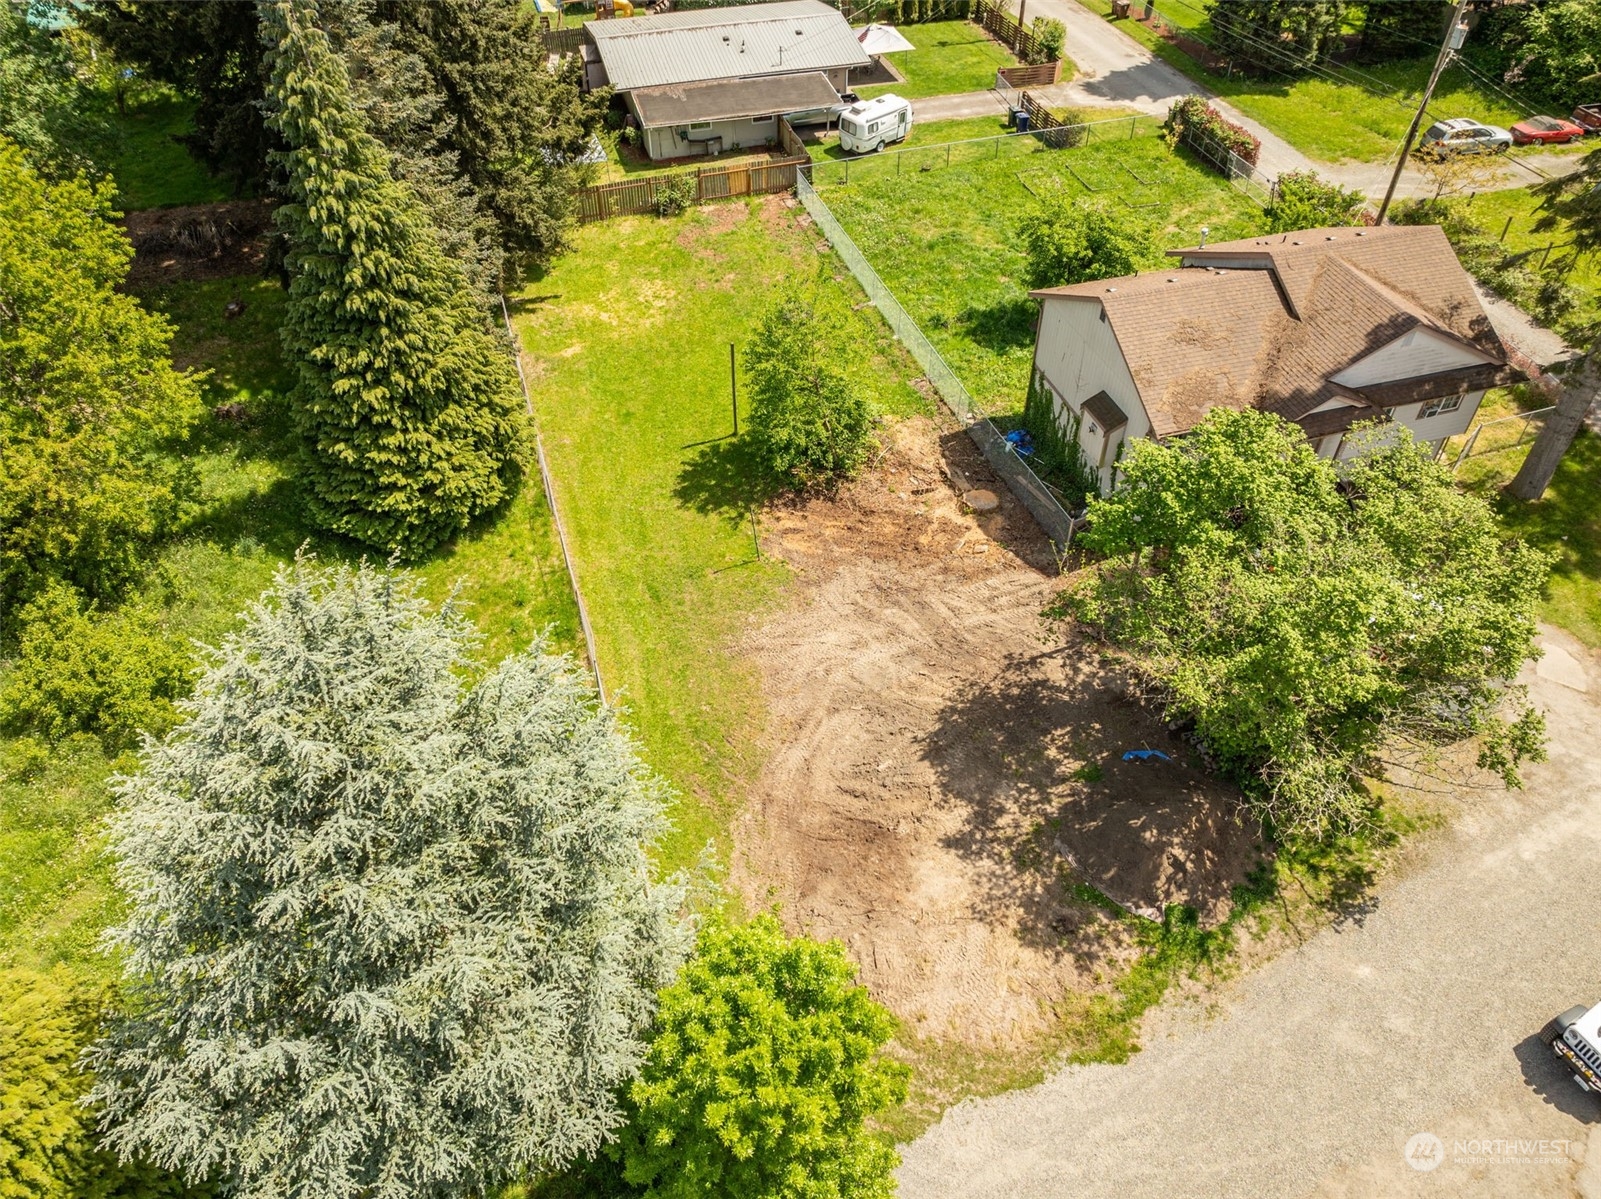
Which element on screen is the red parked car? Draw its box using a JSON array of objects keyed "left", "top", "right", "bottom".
[{"left": 1511, "top": 115, "right": 1587, "bottom": 145}]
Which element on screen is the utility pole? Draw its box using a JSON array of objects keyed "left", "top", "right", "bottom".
[{"left": 1377, "top": 0, "right": 1470, "bottom": 225}]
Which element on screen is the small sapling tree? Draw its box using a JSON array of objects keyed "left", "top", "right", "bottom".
[
  {"left": 1018, "top": 196, "right": 1165, "bottom": 291},
  {"left": 743, "top": 287, "right": 873, "bottom": 488}
]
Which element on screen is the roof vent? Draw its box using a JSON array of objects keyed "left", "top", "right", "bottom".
[
  {"left": 1105, "top": 287, "right": 1116, "bottom": 293},
  {"left": 1291, "top": 240, "right": 1301, "bottom": 245},
  {"left": 722, "top": 33, "right": 730, "bottom": 41},
  {"left": 1325, "top": 235, "right": 1336, "bottom": 241},
  {"left": 1167, "top": 277, "right": 1177, "bottom": 283},
  {"left": 795, "top": 26, "right": 803, "bottom": 34}
]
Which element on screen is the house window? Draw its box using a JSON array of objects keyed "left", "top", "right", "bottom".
[
  {"left": 1419, "top": 394, "right": 1464, "bottom": 419},
  {"left": 688, "top": 121, "right": 712, "bottom": 131},
  {"left": 751, "top": 114, "right": 775, "bottom": 124}
]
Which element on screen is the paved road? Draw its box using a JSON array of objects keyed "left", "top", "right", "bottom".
[
  {"left": 912, "top": 90, "right": 1009, "bottom": 122},
  {"left": 899, "top": 628, "right": 1601, "bottom": 1199}
]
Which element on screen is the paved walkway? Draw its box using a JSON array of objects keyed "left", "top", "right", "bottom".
[
  {"left": 899, "top": 628, "right": 1601, "bottom": 1199},
  {"left": 911, "top": 90, "right": 1009, "bottom": 122}
]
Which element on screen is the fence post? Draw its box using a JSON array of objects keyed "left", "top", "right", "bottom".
[
  {"left": 1499, "top": 215, "right": 1513, "bottom": 243},
  {"left": 1129, "top": 114, "right": 1136, "bottom": 139}
]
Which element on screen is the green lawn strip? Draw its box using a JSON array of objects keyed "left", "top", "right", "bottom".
[
  {"left": 877, "top": 793, "right": 1439, "bottom": 1142},
  {"left": 509, "top": 200, "right": 927, "bottom": 872},
  {"left": 819, "top": 133, "right": 1264, "bottom": 415},
  {"left": 1450, "top": 189, "right": 1601, "bottom": 340},
  {"left": 858, "top": 20, "right": 1019, "bottom": 101},
  {"left": 805, "top": 110, "right": 1151, "bottom": 162},
  {"left": 1452, "top": 390, "right": 1601, "bottom": 649},
  {"left": 1073, "top": 0, "right": 1530, "bottom": 163},
  {"left": 0, "top": 274, "right": 581, "bottom": 972},
  {"left": 109, "top": 87, "right": 233, "bottom": 211}
]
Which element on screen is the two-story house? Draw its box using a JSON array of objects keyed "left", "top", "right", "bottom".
[{"left": 1028, "top": 224, "right": 1524, "bottom": 493}]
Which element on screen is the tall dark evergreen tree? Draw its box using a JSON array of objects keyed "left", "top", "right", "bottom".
[
  {"left": 1208, "top": 0, "right": 1348, "bottom": 74},
  {"left": 387, "top": 0, "right": 609, "bottom": 271},
  {"left": 1355, "top": 0, "right": 1448, "bottom": 64},
  {"left": 262, "top": 0, "right": 525, "bottom": 557}
]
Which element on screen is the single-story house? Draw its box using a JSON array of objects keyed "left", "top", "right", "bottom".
[
  {"left": 583, "top": 0, "right": 872, "bottom": 160},
  {"left": 1029, "top": 224, "right": 1524, "bottom": 493}
]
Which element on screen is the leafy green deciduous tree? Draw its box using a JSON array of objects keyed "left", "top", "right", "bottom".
[
  {"left": 0, "top": 137, "right": 203, "bottom": 636},
  {"left": 0, "top": 583, "right": 191, "bottom": 752},
  {"left": 1208, "top": 0, "right": 1348, "bottom": 74},
  {"left": 1262, "top": 170, "right": 1367, "bottom": 233},
  {"left": 0, "top": 4, "right": 109, "bottom": 179},
  {"left": 262, "top": 0, "right": 525, "bottom": 557},
  {"left": 1063, "top": 409, "right": 1548, "bottom": 834},
  {"left": 1493, "top": 0, "right": 1601, "bottom": 113},
  {"left": 743, "top": 287, "right": 873, "bottom": 488},
  {"left": 613, "top": 915, "right": 906, "bottom": 1199},
  {"left": 1018, "top": 196, "right": 1165, "bottom": 291},
  {"left": 88, "top": 559, "right": 689, "bottom": 1199}
]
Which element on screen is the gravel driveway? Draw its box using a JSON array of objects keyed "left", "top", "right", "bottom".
[{"left": 898, "top": 628, "right": 1601, "bottom": 1199}]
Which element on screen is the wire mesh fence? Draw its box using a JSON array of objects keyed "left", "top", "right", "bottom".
[
  {"left": 796, "top": 173, "right": 1078, "bottom": 547},
  {"left": 804, "top": 115, "right": 1163, "bottom": 189},
  {"left": 1447, "top": 405, "right": 1556, "bottom": 471}
]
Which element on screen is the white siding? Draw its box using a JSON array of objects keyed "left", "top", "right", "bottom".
[
  {"left": 1032, "top": 299, "right": 1151, "bottom": 494},
  {"left": 1332, "top": 327, "right": 1492, "bottom": 388},
  {"left": 1332, "top": 389, "right": 1485, "bottom": 458}
]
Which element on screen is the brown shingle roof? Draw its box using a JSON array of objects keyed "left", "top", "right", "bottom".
[
  {"left": 1082, "top": 389, "right": 1128, "bottom": 431},
  {"left": 1032, "top": 225, "right": 1519, "bottom": 439}
]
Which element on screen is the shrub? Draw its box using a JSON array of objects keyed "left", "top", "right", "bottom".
[
  {"left": 1162, "top": 95, "right": 1260, "bottom": 169},
  {"left": 613, "top": 915, "right": 908, "bottom": 1199},
  {"left": 0, "top": 584, "right": 191, "bottom": 753},
  {"left": 0, "top": 968, "right": 207, "bottom": 1199},
  {"left": 654, "top": 172, "right": 696, "bottom": 217},
  {"left": 1021, "top": 373, "right": 1098, "bottom": 510},
  {"left": 1263, "top": 170, "right": 1367, "bottom": 233},
  {"left": 1017, "top": 195, "right": 1165, "bottom": 291},
  {"left": 0, "top": 139, "right": 204, "bottom": 636},
  {"left": 1027, "top": 16, "right": 1065, "bottom": 64},
  {"left": 743, "top": 287, "right": 873, "bottom": 488}
]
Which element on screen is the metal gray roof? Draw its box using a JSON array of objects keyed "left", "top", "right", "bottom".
[
  {"left": 631, "top": 72, "right": 839, "bottom": 128},
  {"left": 586, "top": 0, "right": 871, "bottom": 92}
]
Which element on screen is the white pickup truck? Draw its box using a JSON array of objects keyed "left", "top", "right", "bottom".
[{"left": 1544, "top": 1003, "right": 1601, "bottom": 1095}]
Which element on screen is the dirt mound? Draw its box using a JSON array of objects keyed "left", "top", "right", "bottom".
[
  {"left": 733, "top": 416, "right": 1262, "bottom": 1044},
  {"left": 123, "top": 200, "right": 274, "bottom": 287}
]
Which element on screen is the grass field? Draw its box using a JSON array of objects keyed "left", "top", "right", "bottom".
[
  {"left": 109, "top": 88, "right": 233, "bottom": 210},
  {"left": 815, "top": 130, "right": 1265, "bottom": 415},
  {"left": 858, "top": 20, "right": 1021, "bottom": 100},
  {"left": 1448, "top": 389, "right": 1601, "bottom": 648},
  {"left": 509, "top": 199, "right": 928, "bottom": 872},
  {"left": 0, "top": 273, "right": 581, "bottom": 974},
  {"left": 1074, "top": 0, "right": 1534, "bottom": 163},
  {"left": 1455, "top": 187, "right": 1601, "bottom": 341}
]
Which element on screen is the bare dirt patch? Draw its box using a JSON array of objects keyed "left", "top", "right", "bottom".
[
  {"left": 732, "top": 416, "right": 1263, "bottom": 1046},
  {"left": 122, "top": 199, "right": 274, "bottom": 288}
]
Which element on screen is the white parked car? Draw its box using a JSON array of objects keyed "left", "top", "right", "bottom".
[
  {"left": 838, "top": 94, "right": 912, "bottom": 154},
  {"left": 1419, "top": 117, "right": 1513, "bottom": 155},
  {"left": 1544, "top": 1001, "right": 1601, "bottom": 1097}
]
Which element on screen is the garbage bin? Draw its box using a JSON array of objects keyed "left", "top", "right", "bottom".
[
  {"left": 1112, "top": 0, "right": 1130, "bottom": 16},
  {"left": 1015, "top": 109, "right": 1031, "bottom": 133}
]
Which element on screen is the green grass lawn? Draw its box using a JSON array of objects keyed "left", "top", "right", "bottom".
[
  {"left": 815, "top": 132, "right": 1265, "bottom": 415},
  {"left": 509, "top": 200, "right": 928, "bottom": 871},
  {"left": 1450, "top": 389, "right": 1601, "bottom": 647},
  {"left": 109, "top": 87, "right": 233, "bottom": 211},
  {"left": 859, "top": 20, "right": 1020, "bottom": 100},
  {"left": 1074, "top": 0, "right": 1531, "bottom": 163},
  {"left": 1455, "top": 187, "right": 1601, "bottom": 340},
  {"left": 0, "top": 275, "right": 580, "bottom": 973}
]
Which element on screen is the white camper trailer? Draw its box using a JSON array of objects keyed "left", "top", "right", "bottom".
[{"left": 838, "top": 94, "right": 912, "bottom": 153}]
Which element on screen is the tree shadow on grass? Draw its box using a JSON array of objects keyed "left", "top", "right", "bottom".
[
  {"left": 957, "top": 295, "right": 1038, "bottom": 354},
  {"left": 672, "top": 434, "right": 782, "bottom": 524}
]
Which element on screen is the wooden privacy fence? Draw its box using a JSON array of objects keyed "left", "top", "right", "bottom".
[
  {"left": 577, "top": 156, "right": 808, "bottom": 221},
  {"left": 971, "top": 0, "right": 1048, "bottom": 63},
  {"left": 540, "top": 26, "right": 584, "bottom": 56},
  {"left": 997, "top": 62, "right": 1061, "bottom": 88}
]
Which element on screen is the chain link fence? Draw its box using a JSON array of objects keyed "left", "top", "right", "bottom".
[{"left": 797, "top": 173, "right": 1078, "bottom": 547}]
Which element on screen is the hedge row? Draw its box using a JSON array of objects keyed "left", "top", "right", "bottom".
[{"left": 1162, "top": 94, "right": 1261, "bottom": 169}]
